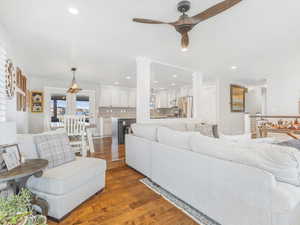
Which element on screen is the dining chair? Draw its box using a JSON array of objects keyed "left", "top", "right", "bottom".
[{"left": 64, "top": 115, "right": 87, "bottom": 156}]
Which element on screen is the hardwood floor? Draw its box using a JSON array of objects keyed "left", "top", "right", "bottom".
[{"left": 48, "top": 138, "right": 198, "bottom": 225}]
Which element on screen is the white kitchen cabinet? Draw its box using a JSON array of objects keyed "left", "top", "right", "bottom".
[
  {"left": 100, "top": 86, "right": 136, "bottom": 108},
  {"left": 100, "top": 86, "right": 112, "bottom": 107},
  {"left": 128, "top": 89, "right": 136, "bottom": 107},
  {"left": 111, "top": 88, "right": 120, "bottom": 107},
  {"left": 119, "top": 89, "right": 129, "bottom": 107}
]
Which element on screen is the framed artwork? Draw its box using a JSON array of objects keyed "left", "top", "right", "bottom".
[
  {"left": 230, "top": 84, "right": 247, "bottom": 112},
  {"left": 0, "top": 144, "right": 21, "bottom": 171},
  {"left": 30, "top": 91, "right": 44, "bottom": 113}
]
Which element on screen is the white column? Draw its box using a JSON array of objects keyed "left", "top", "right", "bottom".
[
  {"left": 136, "top": 57, "right": 151, "bottom": 123},
  {"left": 192, "top": 72, "right": 203, "bottom": 120}
]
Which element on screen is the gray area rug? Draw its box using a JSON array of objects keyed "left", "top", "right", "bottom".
[{"left": 140, "top": 178, "right": 221, "bottom": 225}]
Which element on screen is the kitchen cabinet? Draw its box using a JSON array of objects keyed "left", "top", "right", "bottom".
[
  {"left": 128, "top": 89, "right": 136, "bottom": 107},
  {"left": 100, "top": 86, "right": 112, "bottom": 107},
  {"left": 100, "top": 86, "right": 136, "bottom": 108},
  {"left": 111, "top": 88, "right": 120, "bottom": 107},
  {"left": 119, "top": 89, "right": 129, "bottom": 107}
]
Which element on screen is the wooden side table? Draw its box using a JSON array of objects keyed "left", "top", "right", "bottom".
[{"left": 0, "top": 159, "right": 49, "bottom": 216}]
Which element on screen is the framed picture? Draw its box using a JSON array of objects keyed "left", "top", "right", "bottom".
[
  {"left": 0, "top": 144, "right": 21, "bottom": 171},
  {"left": 230, "top": 84, "right": 247, "bottom": 112},
  {"left": 30, "top": 91, "right": 44, "bottom": 113}
]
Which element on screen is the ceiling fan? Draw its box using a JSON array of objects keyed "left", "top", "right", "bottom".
[{"left": 133, "top": 0, "right": 242, "bottom": 51}]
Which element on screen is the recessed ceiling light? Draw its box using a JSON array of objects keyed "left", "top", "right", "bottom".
[
  {"left": 231, "top": 66, "right": 237, "bottom": 70},
  {"left": 68, "top": 7, "right": 79, "bottom": 15},
  {"left": 173, "top": 74, "right": 177, "bottom": 78},
  {"left": 114, "top": 81, "right": 119, "bottom": 85},
  {"left": 171, "top": 83, "right": 176, "bottom": 86},
  {"left": 125, "top": 76, "right": 131, "bottom": 80}
]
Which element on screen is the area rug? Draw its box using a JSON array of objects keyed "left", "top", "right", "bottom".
[{"left": 140, "top": 178, "right": 221, "bottom": 225}]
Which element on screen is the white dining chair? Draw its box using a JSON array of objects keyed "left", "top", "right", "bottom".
[{"left": 64, "top": 115, "right": 87, "bottom": 156}]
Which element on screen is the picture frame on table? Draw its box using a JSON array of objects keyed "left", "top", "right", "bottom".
[{"left": 0, "top": 144, "right": 21, "bottom": 172}]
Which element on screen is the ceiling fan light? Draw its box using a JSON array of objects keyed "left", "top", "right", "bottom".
[{"left": 181, "top": 47, "right": 188, "bottom": 52}]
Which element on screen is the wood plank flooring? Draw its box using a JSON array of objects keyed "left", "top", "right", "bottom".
[{"left": 48, "top": 138, "right": 198, "bottom": 225}]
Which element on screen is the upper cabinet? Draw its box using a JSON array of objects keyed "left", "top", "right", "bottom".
[
  {"left": 100, "top": 86, "right": 136, "bottom": 108},
  {"left": 128, "top": 89, "right": 136, "bottom": 108},
  {"left": 100, "top": 86, "right": 112, "bottom": 107}
]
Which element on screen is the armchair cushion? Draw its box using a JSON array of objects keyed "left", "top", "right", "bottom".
[
  {"left": 27, "top": 157, "right": 106, "bottom": 195},
  {"left": 34, "top": 132, "right": 75, "bottom": 169}
]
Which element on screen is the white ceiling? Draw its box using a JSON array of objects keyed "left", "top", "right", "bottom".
[{"left": 0, "top": 0, "right": 300, "bottom": 88}]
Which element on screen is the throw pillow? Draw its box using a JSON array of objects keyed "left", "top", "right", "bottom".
[
  {"left": 276, "top": 139, "right": 300, "bottom": 151},
  {"left": 195, "top": 124, "right": 219, "bottom": 138},
  {"left": 34, "top": 132, "right": 75, "bottom": 169}
]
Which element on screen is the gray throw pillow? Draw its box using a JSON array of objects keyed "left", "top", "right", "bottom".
[
  {"left": 195, "top": 124, "right": 219, "bottom": 138},
  {"left": 276, "top": 139, "right": 300, "bottom": 151},
  {"left": 34, "top": 133, "right": 75, "bottom": 169}
]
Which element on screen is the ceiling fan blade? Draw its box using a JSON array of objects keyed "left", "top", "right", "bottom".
[
  {"left": 181, "top": 33, "right": 189, "bottom": 50},
  {"left": 133, "top": 18, "right": 174, "bottom": 25},
  {"left": 191, "top": 0, "right": 242, "bottom": 24}
]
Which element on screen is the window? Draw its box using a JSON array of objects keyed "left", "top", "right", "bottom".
[
  {"left": 50, "top": 95, "right": 67, "bottom": 122},
  {"left": 0, "top": 45, "right": 6, "bottom": 122},
  {"left": 76, "top": 95, "right": 90, "bottom": 122}
]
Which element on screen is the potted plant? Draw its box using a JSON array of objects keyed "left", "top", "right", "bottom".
[{"left": 0, "top": 189, "right": 47, "bottom": 225}]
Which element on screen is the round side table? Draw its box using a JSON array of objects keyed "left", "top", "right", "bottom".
[{"left": 0, "top": 159, "right": 49, "bottom": 216}]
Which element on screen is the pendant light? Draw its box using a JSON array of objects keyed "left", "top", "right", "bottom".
[{"left": 67, "top": 67, "right": 82, "bottom": 94}]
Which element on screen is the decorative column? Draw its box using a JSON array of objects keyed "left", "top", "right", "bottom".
[
  {"left": 136, "top": 57, "right": 151, "bottom": 123},
  {"left": 192, "top": 72, "right": 203, "bottom": 120}
]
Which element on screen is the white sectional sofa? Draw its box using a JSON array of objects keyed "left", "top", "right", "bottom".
[
  {"left": 126, "top": 123, "right": 300, "bottom": 225},
  {"left": 17, "top": 132, "right": 106, "bottom": 221}
]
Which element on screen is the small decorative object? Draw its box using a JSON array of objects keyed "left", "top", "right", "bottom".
[
  {"left": 30, "top": 91, "right": 44, "bottom": 113},
  {"left": 5, "top": 59, "right": 16, "bottom": 98},
  {"left": 1, "top": 144, "right": 21, "bottom": 171},
  {"left": 230, "top": 84, "right": 246, "bottom": 112}
]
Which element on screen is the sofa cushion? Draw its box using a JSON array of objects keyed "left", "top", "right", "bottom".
[
  {"left": 34, "top": 132, "right": 75, "bottom": 169},
  {"left": 27, "top": 157, "right": 106, "bottom": 195},
  {"left": 161, "top": 123, "right": 187, "bottom": 132},
  {"left": 190, "top": 133, "right": 300, "bottom": 186},
  {"left": 157, "top": 127, "right": 195, "bottom": 150},
  {"left": 131, "top": 124, "right": 159, "bottom": 141}
]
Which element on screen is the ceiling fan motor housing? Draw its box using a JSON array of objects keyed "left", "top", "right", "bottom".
[{"left": 177, "top": 1, "right": 191, "bottom": 13}]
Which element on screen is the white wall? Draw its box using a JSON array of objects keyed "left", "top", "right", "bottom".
[
  {"left": 0, "top": 23, "right": 29, "bottom": 133},
  {"left": 217, "top": 78, "right": 246, "bottom": 135},
  {"left": 267, "top": 74, "right": 300, "bottom": 115},
  {"left": 245, "top": 87, "right": 264, "bottom": 115}
]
